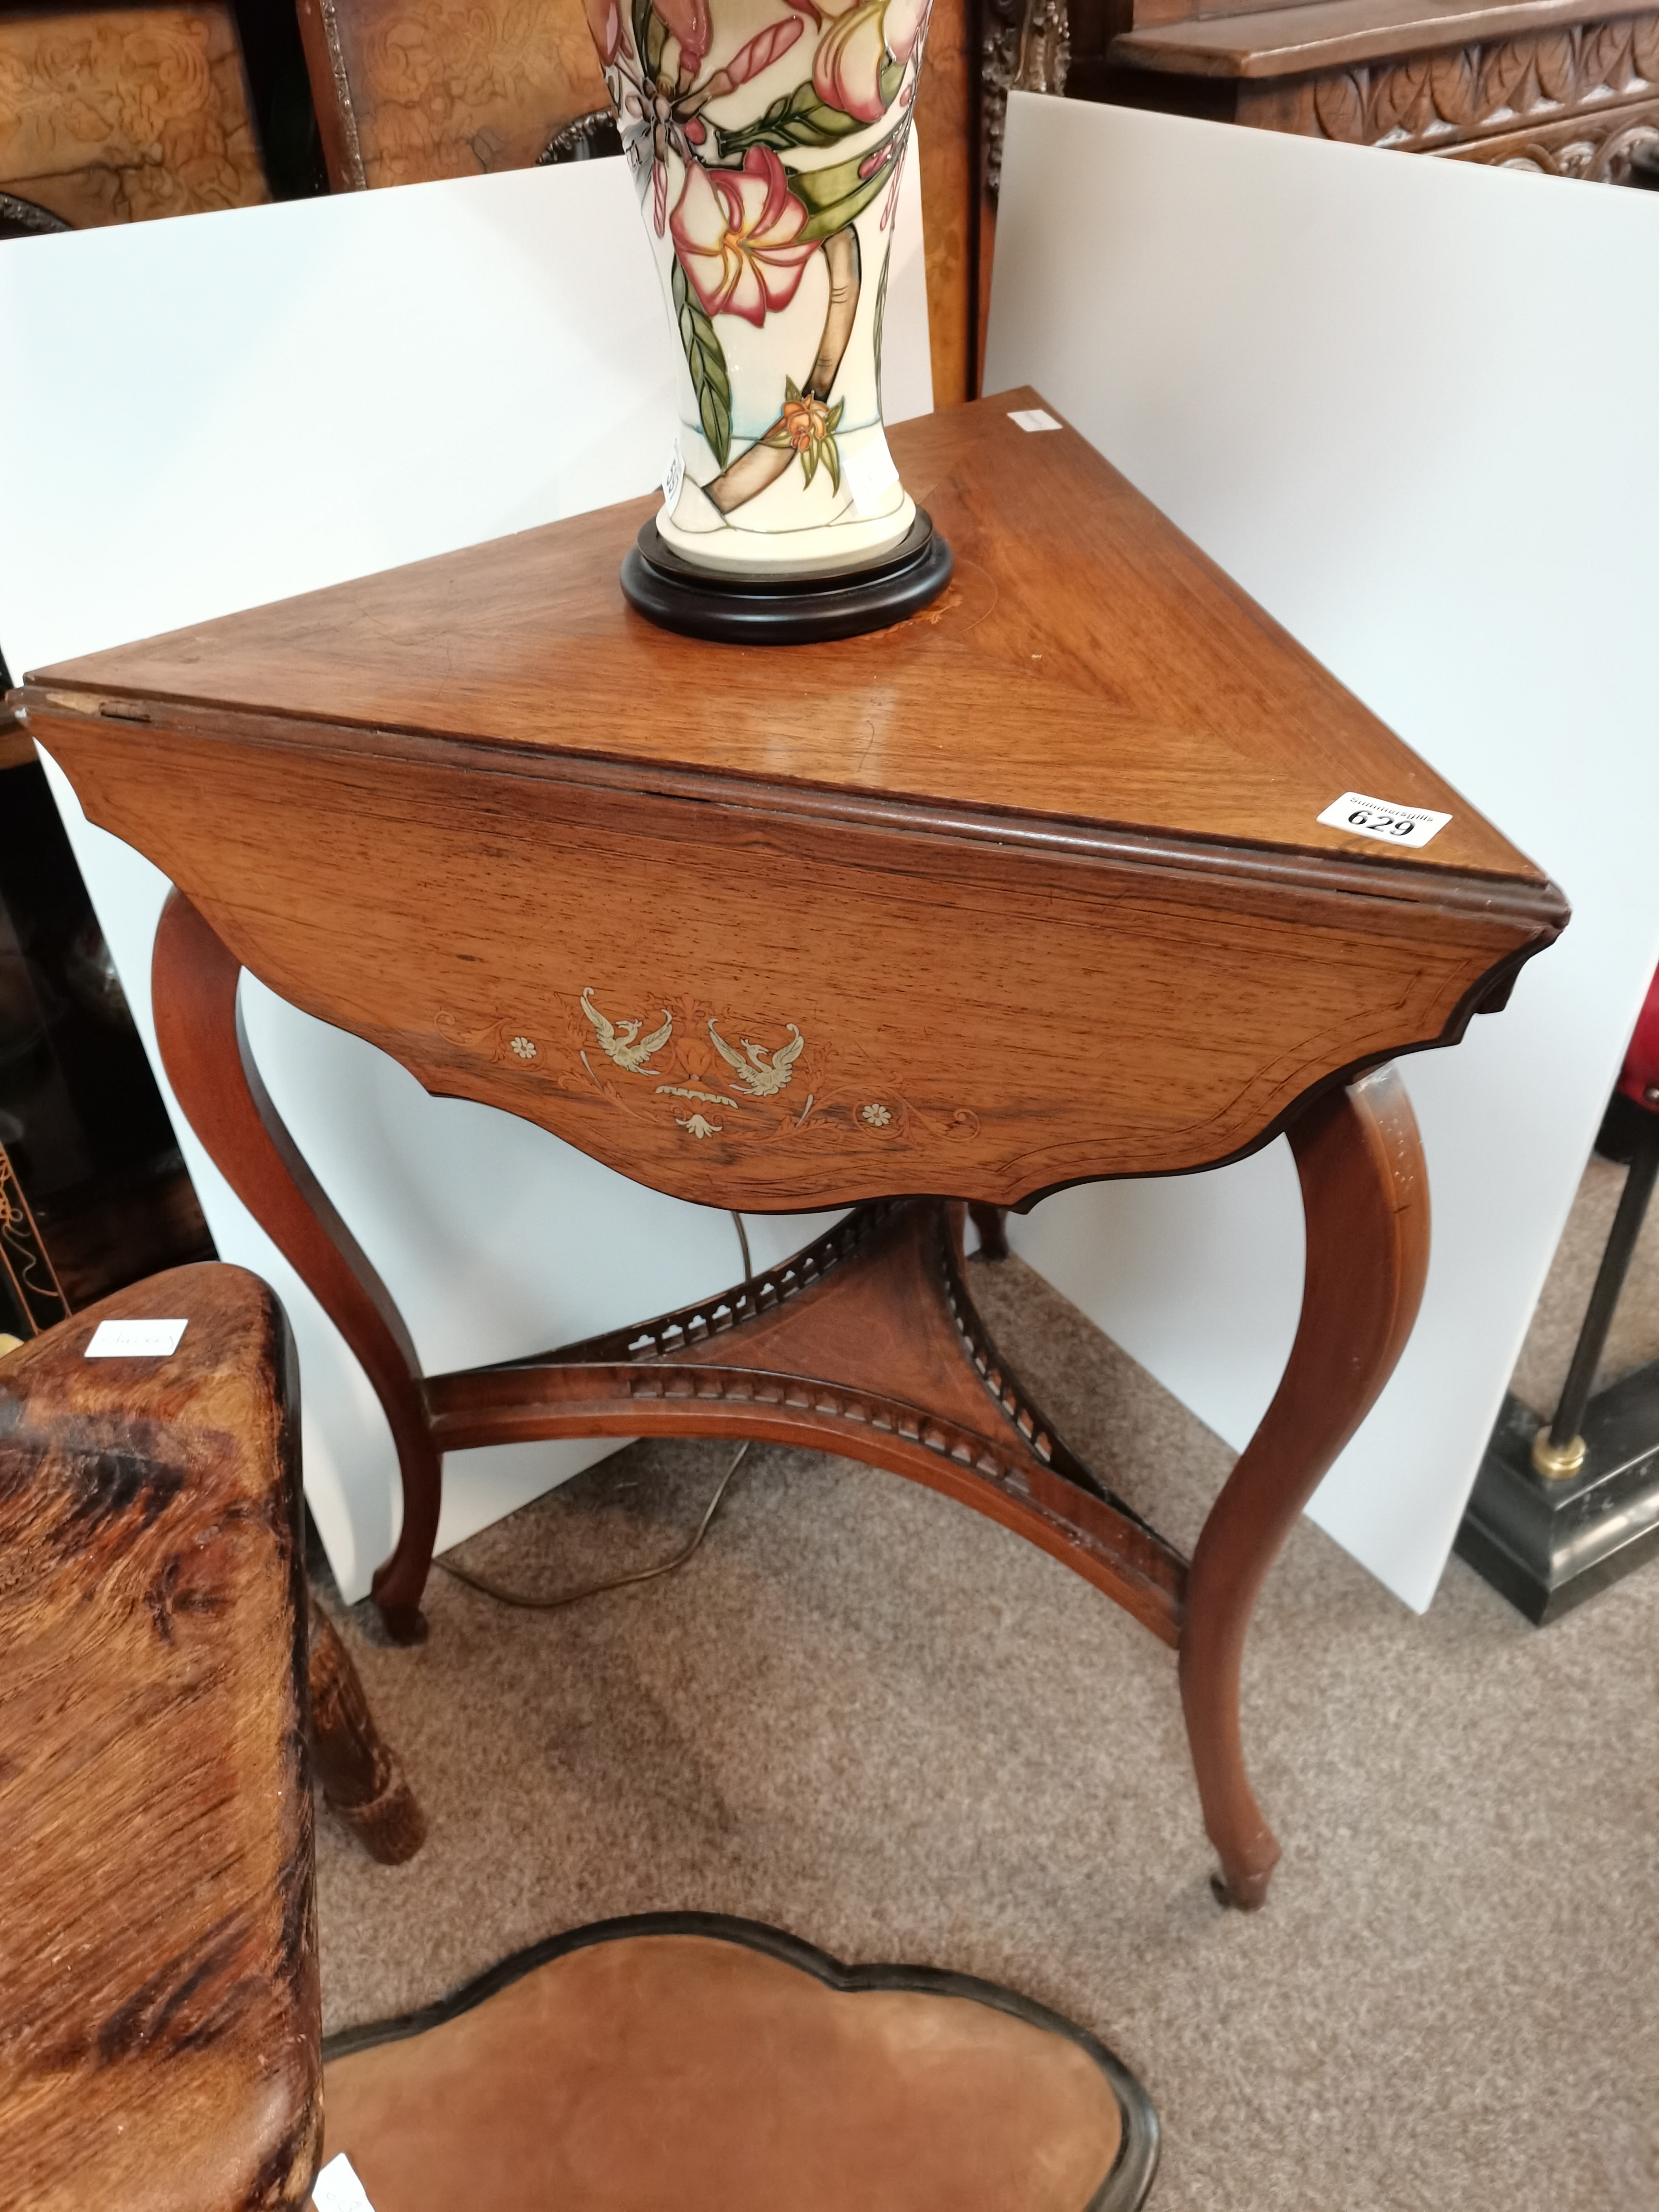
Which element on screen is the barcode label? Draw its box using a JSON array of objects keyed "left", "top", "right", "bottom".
[
  {"left": 1317, "top": 792, "right": 1451, "bottom": 849},
  {"left": 661, "top": 435, "right": 684, "bottom": 507},
  {"left": 85, "top": 1318, "right": 188, "bottom": 1358},
  {"left": 1009, "top": 408, "right": 1061, "bottom": 432}
]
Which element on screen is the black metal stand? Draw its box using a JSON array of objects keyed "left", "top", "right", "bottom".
[
  {"left": 1456, "top": 1110, "right": 1659, "bottom": 1622},
  {"left": 620, "top": 510, "right": 953, "bottom": 645}
]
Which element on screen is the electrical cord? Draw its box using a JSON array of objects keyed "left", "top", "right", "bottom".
[
  {"left": 432, "top": 1214, "right": 757, "bottom": 1612},
  {"left": 730, "top": 1208, "right": 753, "bottom": 1284},
  {"left": 434, "top": 1440, "right": 751, "bottom": 1612}
]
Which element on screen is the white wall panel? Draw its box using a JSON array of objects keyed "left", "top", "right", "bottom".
[{"left": 986, "top": 96, "right": 1659, "bottom": 1609}]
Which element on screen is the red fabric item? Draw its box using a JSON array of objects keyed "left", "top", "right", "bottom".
[{"left": 1618, "top": 963, "right": 1659, "bottom": 1106}]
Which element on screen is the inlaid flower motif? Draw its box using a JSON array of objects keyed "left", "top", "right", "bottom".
[
  {"left": 671, "top": 146, "right": 816, "bottom": 324},
  {"left": 812, "top": 0, "right": 928, "bottom": 123},
  {"left": 678, "top": 1112, "right": 723, "bottom": 1138},
  {"left": 510, "top": 1035, "right": 538, "bottom": 1060},
  {"left": 861, "top": 1102, "right": 892, "bottom": 1126}
]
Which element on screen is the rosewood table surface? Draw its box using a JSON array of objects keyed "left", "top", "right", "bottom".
[{"left": 18, "top": 390, "right": 1567, "bottom": 1908}]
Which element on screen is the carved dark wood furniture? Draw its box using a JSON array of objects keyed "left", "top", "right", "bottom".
[
  {"left": 294, "top": 0, "right": 613, "bottom": 190},
  {"left": 0, "top": 1264, "right": 321, "bottom": 2210},
  {"left": 0, "top": 2, "right": 270, "bottom": 227},
  {"left": 1071, "top": 0, "right": 1659, "bottom": 184},
  {"left": 17, "top": 391, "right": 1566, "bottom": 1907}
]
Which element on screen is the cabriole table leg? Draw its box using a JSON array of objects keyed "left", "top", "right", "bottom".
[
  {"left": 151, "top": 890, "right": 442, "bottom": 1644},
  {"left": 1179, "top": 1064, "right": 1430, "bottom": 1908}
]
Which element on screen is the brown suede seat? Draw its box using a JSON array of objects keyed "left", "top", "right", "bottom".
[{"left": 320, "top": 1918, "right": 1157, "bottom": 2212}]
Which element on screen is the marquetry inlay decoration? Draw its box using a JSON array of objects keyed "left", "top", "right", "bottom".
[
  {"left": 0, "top": 3, "right": 268, "bottom": 228},
  {"left": 439, "top": 992, "right": 983, "bottom": 1149},
  {"left": 1240, "top": 12, "right": 1659, "bottom": 168}
]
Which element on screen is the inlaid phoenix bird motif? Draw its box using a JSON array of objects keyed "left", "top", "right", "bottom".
[
  {"left": 708, "top": 1017, "right": 805, "bottom": 1099},
  {"left": 581, "top": 989, "right": 673, "bottom": 1073}
]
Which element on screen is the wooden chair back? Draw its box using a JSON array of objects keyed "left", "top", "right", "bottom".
[
  {"left": 0, "top": 3, "right": 268, "bottom": 227},
  {"left": 0, "top": 1264, "right": 321, "bottom": 2211}
]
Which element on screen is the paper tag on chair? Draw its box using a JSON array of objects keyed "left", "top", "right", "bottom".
[
  {"left": 84, "top": 1318, "right": 188, "bottom": 1358},
  {"left": 311, "top": 2152, "right": 378, "bottom": 2212}
]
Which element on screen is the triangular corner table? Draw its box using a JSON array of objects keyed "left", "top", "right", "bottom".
[{"left": 23, "top": 391, "right": 1566, "bottom": 1909}]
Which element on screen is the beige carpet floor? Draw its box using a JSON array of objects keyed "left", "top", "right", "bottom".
[{"left": 315, "top": 1174, "right": 1659, "bottom": 2212}]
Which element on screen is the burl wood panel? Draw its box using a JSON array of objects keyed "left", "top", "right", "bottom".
[
  {"left": 0, "top": 1264, "right": 320, "bottom": 2212},
  {"left": 296, "top": 0, "right": 611, "bottom": 191},
  {"left": 0, "top": 5, "right": 268, "bottom": 228}
]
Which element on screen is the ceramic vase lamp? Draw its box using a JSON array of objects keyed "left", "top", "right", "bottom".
[{"left": 587, "top": 0, "right": 953, "bottom": 640}]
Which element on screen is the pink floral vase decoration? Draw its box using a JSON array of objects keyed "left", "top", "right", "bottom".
[{"left": 585, "top": 0, "right": 931, "bottom": 577}]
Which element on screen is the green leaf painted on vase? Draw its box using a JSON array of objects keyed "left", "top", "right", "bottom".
[
  {"left": 673, "top": 255, "right": 732, "bottom": 469},
  {"left": 818, "top": 398, "right": 845, "bottom": 493},
  {"left": 787, "top": 123, "right": 907, "bottom": 242},
  {"left": 715, "top": 81, "right": 866, "bottom": 155}
]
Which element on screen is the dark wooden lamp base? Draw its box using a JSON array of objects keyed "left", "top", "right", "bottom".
[{"left": 620, "top": 511, "right": 953, "bottom": 644}]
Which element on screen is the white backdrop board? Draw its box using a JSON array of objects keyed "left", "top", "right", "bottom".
[
  {"left": 986, "top": 96, "right": 1659, "bottom": 1610},
  {"left": 4, "top": 151, "right": 931, "bottom": 1599}
]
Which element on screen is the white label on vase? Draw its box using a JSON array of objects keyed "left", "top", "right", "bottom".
[
  {"left": 311, "top": 2153, "right": 379, "bottom": 2212},
  {"left": 85, "top": 1318, "right": 188, "bottom": 1358},
  {"left": 1009, "top": 408, "right": 1062, "bottom": 433},
  {"left": 1316, "top": 792, "right": 1452, "bottom": 848},
  {"left": 661, "top": 435, "right": 684, "bottom": 509},
  {"left": 844, "top": 439, "right": 900, "bottom": 513}
]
